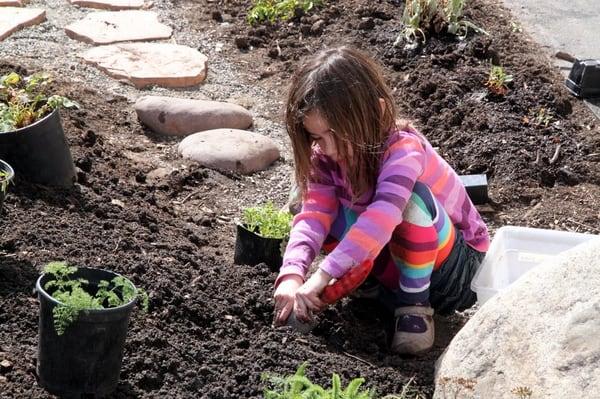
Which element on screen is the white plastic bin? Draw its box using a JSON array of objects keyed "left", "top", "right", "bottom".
[{"left": 471, "top": 226, "right": 596, "bottom": 304}]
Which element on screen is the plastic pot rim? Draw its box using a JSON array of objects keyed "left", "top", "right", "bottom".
[
  {"left": 36, "top": 266, "right": 138, "bottom": 314},
  {"left": 0, "top": 158, "right": 14, "bottom": 183},
  {"left": 235, "top": 221, "right": 287, "bottom": 241},
  {"left": 0, "top": 108, "right": 59, "bottom": 136}
]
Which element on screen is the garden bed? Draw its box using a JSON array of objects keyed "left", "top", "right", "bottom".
[{"left": 0, "top": 0, "right": 599, "bottom": 397}]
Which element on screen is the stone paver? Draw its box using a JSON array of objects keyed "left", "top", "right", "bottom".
[
  {"left": 0, "top": 8, "right": 45, "bottom": 41},
  {"left": 65, "top": 11, "right": 171, "bottom": 44},
  {"left": 82, "top": 43, "right": 208, "bottom": 88},
  {"left": 0, "top": 0, "right": 23, "bottom": 6},
  {"left": 69, "top": 0, "right": 146, "bottom": 11},
  {"left": 135, "top": 96, "right": 253, "bottom": 136},
  {"left": 435, "top": 238, "right": 600, "bottom": 398},
  {"left": 178, "top": 129, "right": 280, "bottom": 174}
]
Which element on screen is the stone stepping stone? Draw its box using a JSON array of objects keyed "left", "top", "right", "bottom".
[
  {"left": 69, "top": 0, "right": 146, "bottom": 11},
  {"left": 65, "top": 11, "right": 171, "bottom": 44},
  {"left": 178, "top": 129, "right": 280, "bottom": 174},
  {"left": 82, "top": 43, "right": 207, "bottom": 88},
  {"left": 0, "top": 0, "right": 23, "bottom": 6},
  {"left": 135, "top": 96, "right": 253, "bottom": 137},
  {"left": 0, "top": 8, "right": 45, "bottom": 41}
]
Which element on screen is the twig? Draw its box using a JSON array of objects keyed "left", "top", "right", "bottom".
[
  {"left": 533, "top": 149, "right": 541, "bottom": 165},
  {"left": 567, "top": 218, "right": 600, "bottom": 233},
  {"left": 113, "top": 237, "right": 122, "bottom": 252},
  {"left": 179, "top": 189, "right": 202, "bottom": 204},
  {"left": 549, "top": 144, "right": 562, "bottom": 165},
  {"left": 342, "top": 351, "right": 376, "bottom": 368}
]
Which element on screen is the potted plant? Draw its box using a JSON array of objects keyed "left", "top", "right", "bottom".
[
  {"left": 0, "top": 71, "right": 78, "bottom": 188},
  {"left": 0, "top": 158, "right": 14, "bottom": 214},
  {"left": 234, "top": 202, "right": 293, "bottom": 271},
  {"left": 35, "top": 261, "right": 148, "bottom": 397}
]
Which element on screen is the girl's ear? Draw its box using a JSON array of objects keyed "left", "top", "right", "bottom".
[{"left": 379, "top": 98, "right": 386, "bottom": 116}]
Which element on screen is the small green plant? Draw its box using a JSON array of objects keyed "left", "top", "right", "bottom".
[
  {"left": 247, "top": 0, "right": 322, "bottom": 25},
  {"left": 243, "top": 202, "right": 293, "bottom": 239},
  {"left": 485, "top": 65, "right": 513, "bottom": 95},
  {"left": 511, "top": 386, "right": 533, "bottom": 399},
  {"left": 262, "top": 362, "right": 419, "bottom": 398},
  {"left": 510, "top": 21, "right": 522, "bottom": 33},
  {"left": 0, "top": 169, "right": 10, "bottom": 194},
  {"left": 43, "top": 262, "right": 148, "bottom": 335},
  {"left": 396, "top": 0, "right": 486, "bottom": 46},
  {"left": 523, "top": 107, "right": 554, "bottom": 128},
  {"left": 0, "top": 71, "right": 79, "bottom": 133}
]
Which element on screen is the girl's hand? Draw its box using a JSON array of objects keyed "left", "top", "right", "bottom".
[
  {"left": 273, "top": 274, "right": 303, "bottom": 326},
  {"left": 294, "top": 269, "right": 332, "bottom": 322}
]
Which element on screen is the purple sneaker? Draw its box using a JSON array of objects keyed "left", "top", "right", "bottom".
[{"left": 391, "top": 305, "right": 434, "bottom": 355}]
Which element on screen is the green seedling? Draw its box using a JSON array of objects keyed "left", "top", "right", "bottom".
[
  {"left": 0, "top": 170, "right": 10, "bottom": 194},
  {"left": 262, "top": 362, "right": 420, "bottom": 399},
  {"left": 247, "top": 0, "right": 322, "bottom": 25},
  {"left": 523, "top": 107, "right": 554, "bottom": 128},
  {"left": 485, "top": 65, "right": 513, "bottom": 95},
  {"left": 396, "top": 0, "right": 486, "bottom": 46},
  {"left": 510, "top": 21, "right": 522, "bottom": 33},
  {"left": 0, "top": 71, "right": 79, "bottom": 133},
  {"left": 242, "top": 202, "right": 292, "bottom": 239},
  {"left": 511, "top": 386, "right": 533, "bottom": 398},
  {"left": 43, "top": 261, "right": 148, "bottom": 335}
]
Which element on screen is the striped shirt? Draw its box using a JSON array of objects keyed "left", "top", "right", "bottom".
[{"left": 279, "top": 128, "right": 490, "bottom": 282}]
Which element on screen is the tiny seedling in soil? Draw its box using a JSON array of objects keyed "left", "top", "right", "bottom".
[
  {"left": 242, "top": 202, "right": 292, "bottom": 239},
  {"left": 0, "top": 72, "right": 79, "bottom": 133},
  {"left": 523, "top": 107, "right": 554, "bottom": 128},
  {"left": 0, "top": 170, "right": 10, "bottom": 194},
  {"left": 43, "top": 262, "right": 148, "bottom": 335},
  {"left": 262, "top": 362, "right": 420, "bottom": 399},
  {"left": 485, "top": 65, "right": 513, "bottom": 96},
  {"left": 247, "top": 0, "right": 323, "bottom": 25}
]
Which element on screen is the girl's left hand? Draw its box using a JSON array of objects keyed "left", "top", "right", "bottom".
[{"left": 294, "top": 269, "right": 332, "bottom": 322}]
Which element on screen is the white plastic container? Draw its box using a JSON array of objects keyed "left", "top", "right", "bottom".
[{"left": 471, "top": 226, "right": 596, "bottom": 304}]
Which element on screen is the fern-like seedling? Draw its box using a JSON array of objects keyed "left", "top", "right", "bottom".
[{"left": 42, "top": 262, "right": 148, "bottom": 335}]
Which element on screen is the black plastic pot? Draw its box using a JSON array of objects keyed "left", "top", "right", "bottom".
[
  {"left": 36, "top": 267, "right": 137, "bottom": 398},
  {"left": 233, "top": 223, "right": 284, "bottom": 271},
  {"left": 0, "top": 159, "right": 14, "bottom": 214},
  {"left": 0, "top": 108, "right": 75, "bottom": 188}
]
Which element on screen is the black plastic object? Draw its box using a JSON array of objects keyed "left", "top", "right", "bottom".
[
  {"left": 565, "top": 59, "right": 600, "bottom": 98},
  {"left": 0, "top": 159, "right": 14, "bottom": 213},
  {"left": 459, "top": 174, "right": 488, "bottom": 205},
  {"left": 234, "top": 223, "right": 284, "bottom": 271},
  {"left": 0, "top": 109, "right": 75, "bottom": 188},
  {"left": 36, "top": 267, "right": 137, "bottom": 398}
]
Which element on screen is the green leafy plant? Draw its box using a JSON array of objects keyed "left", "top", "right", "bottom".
[
  {"left": 243, "top": 202, "right": 293, "bottom": 239},
  {"left": 396, "top": 0, "right": 487, "bottom": 46},
  {"left": 247, "top": 0, "right": 322, "bottom": 25},
  {"left": 523, "top": 107, "right": 554, "bottom": 128},
  {"left": 0, "top": 71, "right": 79, "bottom": 133},
  {"left": 43, "top": 261, "right": 148, "bottom": 335},
  {"left": 263, "top": 363, "right": 420, "bottom": 398},
  {"left": 485, "top": 65, "right": 513, "bottom": 96},
  {"left": 0, "top": 169, "right": 10, "bottom": 194}
]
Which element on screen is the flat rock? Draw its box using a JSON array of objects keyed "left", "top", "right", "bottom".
[
  {"left": 0, "top": 0, "right": 23, "bottom": 6},
  {"left": 0, "top": 8, "right": 45, "bottom": 41},
  {"left": 135, "top": 96, "right": 253, "bottom": 136},
  {"left": 82, "top": 43, "right": 207, "bottom": 88},
  {"left": 65, "top": 11, "right": 171, "bottom": 44},
  {"left": 178, "top": 129, "right": 279, "bottom": 174},
  {"left": 435, "top": 238, "right": 600, "bottom": 398},
  {"left": 69, "top": 0, "right": 146, "bottom": 10}
]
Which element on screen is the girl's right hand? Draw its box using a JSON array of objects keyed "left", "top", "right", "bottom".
[{"left": 273, "top": 274, "right": 304, "bottom": 326}]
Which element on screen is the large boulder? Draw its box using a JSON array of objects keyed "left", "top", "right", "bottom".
[
  {"left": 81, "top": 43, "right": 207, "bottom": 88},
  {"left": 65, "top": 11, "right": 171, "bottom": 44},
  {"left": 178, "top": 129, "right": 279, "bottom": 174},
  {"left": 435, "top": 238, "right": 600, "bottom": 399},
  {"left": 135, "top": 96, "right": 253, "bottom": 136}
]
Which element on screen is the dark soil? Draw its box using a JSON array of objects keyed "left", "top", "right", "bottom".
[{"left": 1, "top": 0, "right": 599, "bottom": 398}]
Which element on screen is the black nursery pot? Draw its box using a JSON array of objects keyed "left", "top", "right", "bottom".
[
  {"left": 0, "top": 108, "right": 76, "bottom": 188},
  {"left": 36, "top": 267, "right": 137, "bottom": 398},
  {"left": 234, "top": 223, "right": 284, "bottom": 272},
  {"left": 0, "top": 159, "right": 14, "bottom": 213}
]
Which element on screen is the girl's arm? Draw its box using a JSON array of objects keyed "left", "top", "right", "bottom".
[
  {"left": 274, "top": 165, "right": 339, "bottom": 288},
  {"left": 318, "top": 135, "right": 425, "bottom": 278}
]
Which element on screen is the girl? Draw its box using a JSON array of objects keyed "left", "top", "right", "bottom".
[{"left": 273, "top": 46, "right": 490, "bottom": 355}]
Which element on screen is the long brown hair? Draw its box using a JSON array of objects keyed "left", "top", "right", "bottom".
[{"left": 286, "top": 46, "right": 399, "bottom": 200}]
